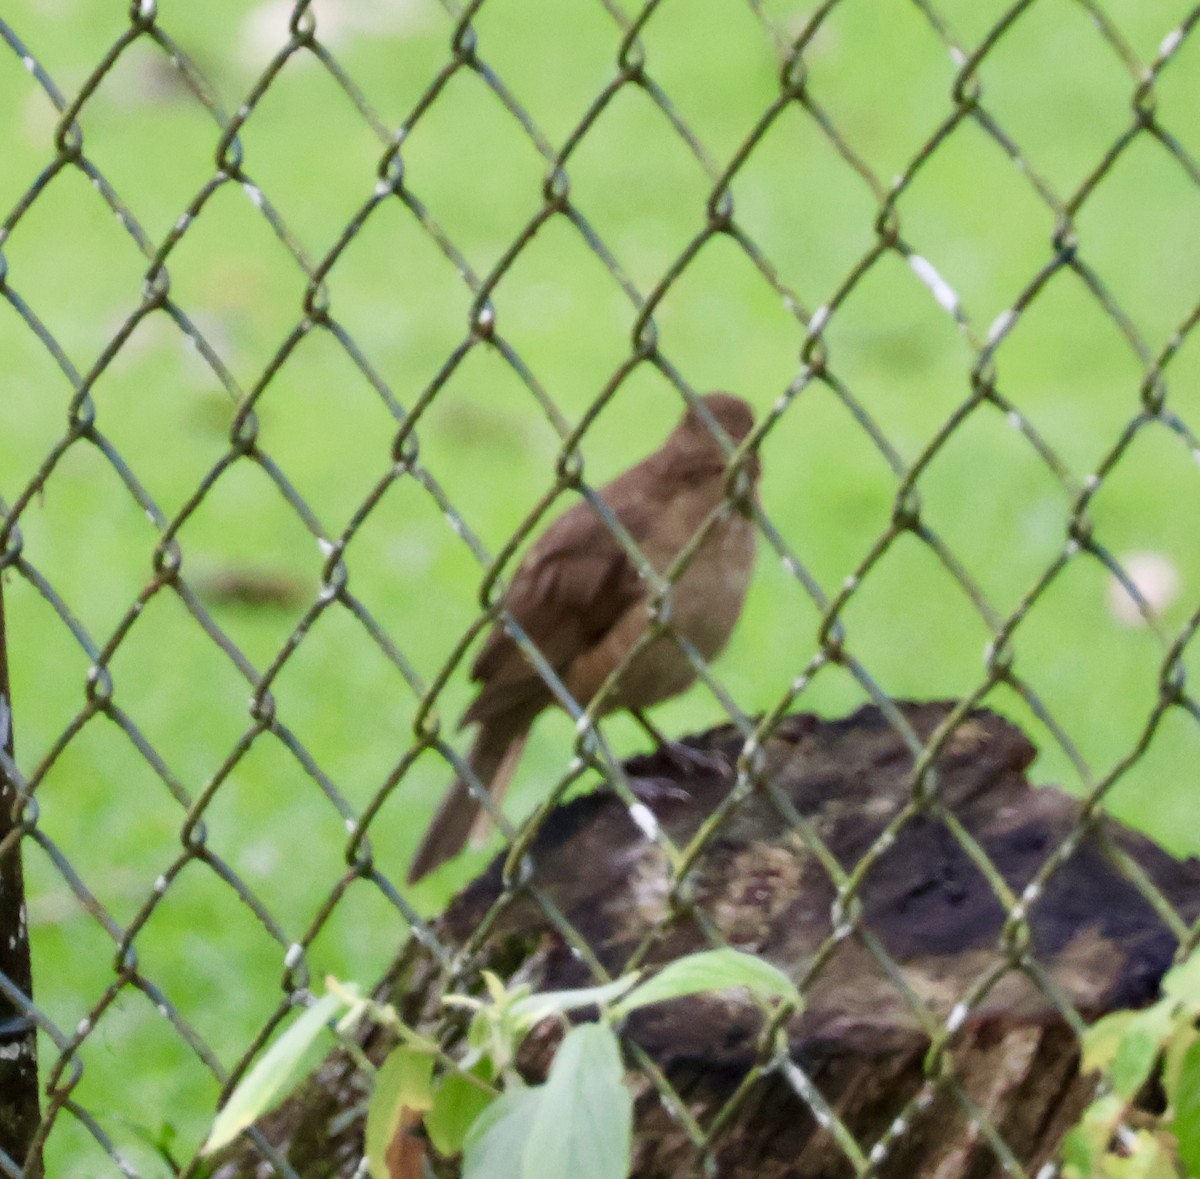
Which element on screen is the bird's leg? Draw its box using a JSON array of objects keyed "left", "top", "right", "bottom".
[{"left": 628, "top": 709, "right": 732, "bottom": 779}]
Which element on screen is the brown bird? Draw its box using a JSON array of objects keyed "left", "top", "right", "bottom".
[{"left": 408, "top": 392, "right": 760, "bottom": 882}]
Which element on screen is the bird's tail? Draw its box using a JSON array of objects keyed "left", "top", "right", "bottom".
[{"left": 407, "top": 714, "right": 531, "bottom": 883}]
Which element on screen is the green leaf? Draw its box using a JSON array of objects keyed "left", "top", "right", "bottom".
[
  {"left": 1081, "top": 1010, "right": 1138, "bottom": 1074},
  {"left": 1062, "top": 1093, "right": 1126, "bottom": 1179},
  {"left": 510, "top": 976, "right": 640, "bottom": 1029},
  {"left": 521, "top": 1023, "right": 632, "bottom": 1179},
  {"left": 426, "top": 1066, "right": 497, "bottom": 1157},
  {"left": 1115, "top": 1131, "right": 1186, "bottom": 1179},
  {"left": 1163, "top": 1025, "right": 1198, "bottom": 1098},
  {"left": 613, "top": 948, "right": 802, "bottom": 1017},
  {"left": 463, "top": 1084, "right": 542, "bottom": 1179},
  {"left": 1110, "top": 1002, "right": 1175, "bottom": 1099},
  {"left": 364, "top": 1048, "right": 434, "bottom": 1179},
  {"left": 202, "top": 992, "right": 345, "bottom": 1155},
  {"left": 1172, "top": 1035, "right": 1200, "bottom": 1175},
  {"left": 1058, "top": 1122, "right": 1096, "bottom": 1179},
  {"left": 1163, "top": 951, "right": 1200, "bottom": 1009}
]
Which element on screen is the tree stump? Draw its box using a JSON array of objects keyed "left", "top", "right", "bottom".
[{"left": 209, "top": 702, "right": 1200, "bottom": 1178}]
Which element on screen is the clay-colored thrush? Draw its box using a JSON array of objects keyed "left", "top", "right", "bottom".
[{"left": 408, "top": 392, "right": 759, "bottom": 882}]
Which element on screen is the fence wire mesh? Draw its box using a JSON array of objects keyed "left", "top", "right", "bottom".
[{"left": 2, "top": 0, "right": 1200, "bottom": 1175}]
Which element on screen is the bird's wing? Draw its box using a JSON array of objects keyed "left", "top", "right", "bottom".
[{"left": 462, "top": 492, "right": 650, "bottom": 726}]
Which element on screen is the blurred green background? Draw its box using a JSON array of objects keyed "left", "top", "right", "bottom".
[{"left": 3, "top": 0, "right": 1200, "bottom": 1173}]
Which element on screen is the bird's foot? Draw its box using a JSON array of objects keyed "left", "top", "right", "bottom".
[
  {"left": 629, "top": 774, "right": 692, "bottom": 806},
  {"left": 654, "top": 738, "right": 732, "bottom": 780},
  {"left": 627, "top": 710, "right": 732, "bottom": 780}
]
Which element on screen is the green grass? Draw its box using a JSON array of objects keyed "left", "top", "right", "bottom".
[{"left": 3, "top": 0, "right": 1200, "bottom": 1174}]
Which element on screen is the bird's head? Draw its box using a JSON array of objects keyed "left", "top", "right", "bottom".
[{"left": 668, "top": 392, "right": 761, "bottom": 495}]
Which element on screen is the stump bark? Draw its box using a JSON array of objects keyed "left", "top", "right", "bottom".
[{"left": 208, "top": 701, "right": 1200, "bottom": 1178}]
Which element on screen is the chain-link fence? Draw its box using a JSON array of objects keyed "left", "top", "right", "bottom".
[{"left": 3, "top": 0, "right": 1200, "bottom": 1175}]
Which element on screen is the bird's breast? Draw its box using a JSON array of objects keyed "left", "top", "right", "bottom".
[
  {"left": 562, "top": 507, "right": 757, "bottom": 714},
  {"left": 668, "top": 512, "right": 757, "bottom": 658}
]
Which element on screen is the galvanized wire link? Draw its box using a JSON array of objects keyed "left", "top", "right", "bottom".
[{"left": 0, "top": 0, "right": 1199, "bottom": 1174}]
